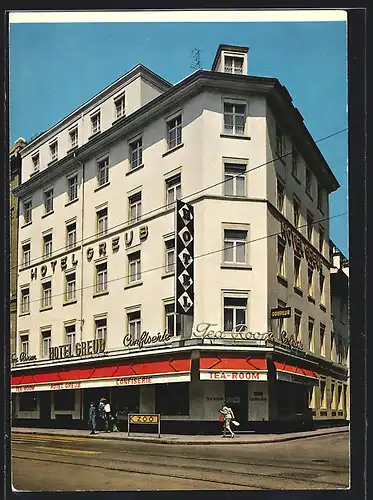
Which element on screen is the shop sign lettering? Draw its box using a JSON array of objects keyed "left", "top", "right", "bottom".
[
  {"left": 50, "top": 382, "right": 81, "bottom": 390},
  {"left": 208, "top": 372, "right": 261, "bottom": 380},
  {"left": 192, "top": 323, "right": 274, "bottom": 342},
  {"left": 116, "top": 377, "right": 152, "bottom": 386},
  {"left": 49, "top": 339, "right": 106, "bottom": 360},
  {"left": 280, "top": 221, "right": 322, "bottom": 271},
  {"left": 205, "top": 396, "right": 224, "bottom": 401},
  {"left": 280, "top": 331, "right": 304, "bottom": 350},
  {"left": 86, "top": 226, "right": 149, "bottom": 262},
  {"left": 12, "top": 353, "right": 37, "bottom": 364},
  {"left": 123, "top": 330, "right": 172, "bottom": 349},
  {"left": 15, "top": 385, "right": 35, "bottom": 392},
  {"left": 30, "top": 253, "right": 78, "bottom": 281}
]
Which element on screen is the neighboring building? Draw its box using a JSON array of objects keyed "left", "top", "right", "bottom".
[{"left": 11, "top": 44, "right": 348, "bottom": 432}]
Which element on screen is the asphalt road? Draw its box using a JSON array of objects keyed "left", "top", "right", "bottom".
[{"left": 11, "top": 432, "right": 349, "bottom": 491}]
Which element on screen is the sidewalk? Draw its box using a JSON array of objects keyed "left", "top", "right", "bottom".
[{"left": 11, "top": 425, "right": 349, "bottom": 445}]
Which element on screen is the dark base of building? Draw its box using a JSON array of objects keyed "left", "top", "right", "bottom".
[{"left": 12, "top": 418, "right": 349, "bottom": 435}]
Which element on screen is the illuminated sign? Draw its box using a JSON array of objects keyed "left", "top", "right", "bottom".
[
  {"left": 175, "top": 200, "right": 194, "bottom": 315},
  {"left": 270, "top": 307, "right": 292, "bottom": 319},
  {"left": 192, "top": 323, "right": 274, "bottom": 341},
  {"left": 123, "top": 330, "right": 172, "bottom": 349},
  {"left": 280, "top": 331, "right": 304, "bottom": 350},
  {"left": 12, "top": 353, "right": 37, "bottom": 364}
]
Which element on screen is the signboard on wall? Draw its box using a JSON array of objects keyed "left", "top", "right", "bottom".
[
  {"left": 200, "top": 371, "right": 268, "bottom": 381},
  {"left": 175, "top": 200, "right": 194, "bottom": 316},
  {"left": 270, "top": 307, "right": 292, "bottom": 319}
]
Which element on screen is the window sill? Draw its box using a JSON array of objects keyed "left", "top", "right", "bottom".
[
  {"left": 292, "top": 173, "right": 301, "bottom": 184},
  {"left": 63, "top": 299, "right": 78, "bottom": 306},
  {"left": 40, "top": 306, "right": 53, "bottom": 312},
  {"left": 220, "top": 133, "right": 251, "bottom": 141},
  {"left": 161, "top": 272, "right": 175, "bottom": 280},
  {"left": 220, "top": 263, "right": 252, "bottom": 271},
  {"left": 277, "top": 275, "right": 288, "bottom": 287},
  {"left": 30, "top": 171, "right": 39, "bottom": 177},
  {"left": 126, "top": 164, "right": 144, "bottom": 176},
  {"left": 48, "top": 159, "right": 58, "bottom": 166},
  {"left": 42, "top": 211, "right": 54, "bottom": 219},
  {"left": 162, "top": 143, "right": 184, "bottom": 157},
  {"left": 66, "top": 145, "right": 79, "bottom": 155},
  {"left": 94, "top": 182, "right": 110, "bottom": 192},
  {"left": 93, "top": 290, "right": 109, "bottom": 298},
  {"left": 124, "top": 281, "right": 143, "bottom": 290},
  {"left": 294, "top": 286, "right": 303, "bottom": 297},
  {"left": 275, "top": 152, "right": 285, "bottom": 165},
  {"left": 88, "top": 131, "right": 101, "bottom": 140},
  {"left": 112, "top": 116, "right": 126, "bottom": 126},
  {"left": 19, "top": 312, "right": 30, "bottom": 317},
  {"left": 65, "top": 198, "right": 79, "bottom": 207},
  {"left": 308, "top": 295, "right": 316, "bottom": 304},
  {"left": 21, "top": 221, "right": 32, "bottom": 229}
]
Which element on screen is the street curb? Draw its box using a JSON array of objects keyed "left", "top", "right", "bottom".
[{"left": 11, "top": 428, "right": 349, "bottom": 445}]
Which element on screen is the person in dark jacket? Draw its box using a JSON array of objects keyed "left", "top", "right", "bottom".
[{"left": 88, "top": 402, "right": 97, "bottom": 434}]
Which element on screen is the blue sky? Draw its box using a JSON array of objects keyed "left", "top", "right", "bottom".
[{"left": 9, "top": 21, "right": 348, "bottom": 255}]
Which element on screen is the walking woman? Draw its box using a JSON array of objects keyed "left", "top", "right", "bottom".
[
  {"left": 219, "top": 403, "right": 235, "bottom": 438},
  {"left": 88, "top": 402, "right": 97, "bottom": 435}
]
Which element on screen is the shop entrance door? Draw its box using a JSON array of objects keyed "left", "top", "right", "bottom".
[
  {"left": 39, "top": 392, "right": 51, "bottom": 424},
  {"left": 225, "top": 381, "right": 248, "bottom": 428}
]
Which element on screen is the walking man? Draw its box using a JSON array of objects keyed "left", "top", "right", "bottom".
[
  {"left": 219, "top": 403, "right": 235, "bottom": 438},
  {"left": 88, "top": 402, "right": 97, "bottom": 435}
]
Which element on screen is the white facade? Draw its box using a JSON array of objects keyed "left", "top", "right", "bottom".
[{"left": 12, "top": 44, "right": 348, "bottom": 429}]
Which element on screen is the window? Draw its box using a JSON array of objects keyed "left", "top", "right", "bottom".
[
  {"left": 276, "top": 125, "right": 284, "bottom": 157},
  {"left": 115, "top": 95, "right": 125, "bottom": 119},
  {"left": 294, "top": 255, "right": 301, "bottom": 288},
  {"left": 128, "top": 251, "right": 141, "bottom": 283},
  {"left": 307, "top": 212, "right": 314, "bottom": 242},
  {"left": 96, "top": 262, "right": 108, "bottom": 293},
  {"left": 23, "top": 199, "right": 32, "bottom": 224},
  {"left": 319, "top": 272, "right": 325, "bottom": 304},
  {"left": 308, "top": 266, "right": 314, "bottom": 297},
  {"left": 224, "top": 103, "right": 245, "bottom": 135},
  {"left": 306, "top": 167, "right": 312, "bottom": 196},
  {"left": 128, "top": 192, "right": 142, "bottom": 222},
  {"left": 97, "top": 207, "right": 108, "bottom": 236},
  {"left": 292, "top": 148, "right": 299, "bottom": 178},
  {"left": 41, "top": 281, "right": 52, "bottom": 308},
  {"left": 49, "top": 141, "right": 58, "bottom": 162},
  {"left": 54, "top": 391, "right": 75, "bottom": 412},
  {"left": 164, "top": 303, "right": 182, "bottom": 336},
  {"left": 65, "top": 272, "right": 76, "bottom": 301},
  {"left": 277, "top": 300, "right": 287, "bottom": 337},
  {"left": 127, "top": 310, "right": 141, "bottom": 338},
  {"left": 22, "top": 243, "right": 31, "bottom": 267},
  {"left": 19, "top": 393, "right": 37, "bottom": 412},
  {"left": 320, "top": 324, "right": 326, "bottom": 356},
  {"left": 336, "top": 337, "right": 343, "bottom": 364},
  {"left": 224, "top": 164, "right": 246, "bottom": 196},
  {"left": 293, "top": 197, "right": 300, "bottom": 228},
  {"left": 165, "top": 239, "right": 175, "bottom": 274},
  {"left": 129, "top": 137, "right": 142, "bottom": 169},
  {"left": 166, "top": 174, "right": 181, "bottom": 206},
  {"left": 317, "top": 182, "right": 323, "bottom": 211},
  {"left": 277, "top": 179, "right": 285, "bottom": 214},
  {"left": 65, "top": 324, "right": 76, "bottom": 350},
  {"left": 320, "top": 379, "right": 326, "bottom": 408},
  {"left": 44, "top": 187, "right": 54, "bottom": 214},
  {"left": 330, "top": 383, "right": 336, "bottom": 409},
  {"left": 224, "top": 297, "right": 247, "bottom": 332},
  {"left": 68, "top": 174, "right": 78, "bottom": 202},
  {"left": 69, "top": 128, "right": 78, "bottom": 149},
  {"left": 224, "top": 56, "right": 243, "bottom": 74},
  {"left": 66, "top": 222, "right": 77, "bottom": 249},
  {"left": 294, "top": 310, "right": 302, "bottom": 340},
  {"left": 41, "top": 330, "right": 51, "bottom": 358},
  {"left": 97, "top": 157, "right": 109, "bottom": 186},
  {"left": 21, "top": 287, "right": 30, "bottom": 314},
  {"left": 308, "top": 318, "right": 314, "bottom": 352},
  {"left": 91, "top": 112, "right": 101, "bottom": 135},
  {"left": 224, "top": 229, "right": 247, "bottom": 264},
  {"left": 155, "top": 383, "right": 189, "bottom": 416},
  {"left": 95, "top": 318, "right": 107, "bottom": 341},
  {"left": 167, "top": 114, "right": 182, "bottom": 149},
  {"left": 319, "top": 226, "right": 324, "bottom": 254},
  {"left": 32, "top": 153, "right": 40, "bottom": 173},
  {"left": 20, "top": 334, "right": 29, "bottom": 356},
  {"left": 331, "top": 332, "right": 336, "bottom": 361},
  {"left": 277, "top": 237, "right": 286, "bottom": 277},
  {"left": 43, "top": 233, "right": 53, "bottom": 258}
]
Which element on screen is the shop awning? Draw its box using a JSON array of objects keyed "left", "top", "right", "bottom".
[
  {"left": 11, "top": 354, "right": 191, "bottom": 393},
  {"left": 199, "top": 354, "right": 268, "bottom": 381},
  {"left": 274, "top": 361, "right": 319, "bottom": 386}
]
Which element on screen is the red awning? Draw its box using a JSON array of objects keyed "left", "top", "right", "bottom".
[
  {"left": 199, "top": 354, "right": 268, "bottom": 381},
  {"left": 11, "top": 354, "right": 191, "bottom": 392},
  {"left": 274, "top": 361, "right": 319, "bottom": 385}
]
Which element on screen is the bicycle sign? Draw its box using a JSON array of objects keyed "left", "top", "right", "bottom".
[{"left": 127, "top": 413, "right": 161, "bottom": 437}]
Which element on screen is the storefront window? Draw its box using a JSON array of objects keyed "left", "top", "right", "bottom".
[
  {"left": 19, "top": 393, "right": 37, "bottom": 411},
  {"left": 155, "top": 383, "right": 189, "bottom": 416},
  {"left": 54, "top": 390, "right": 75, "bottom": 411}
]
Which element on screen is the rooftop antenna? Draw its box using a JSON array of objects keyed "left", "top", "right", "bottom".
[{"left": 190, "top": 48, "right": 201, "bottom": 71}]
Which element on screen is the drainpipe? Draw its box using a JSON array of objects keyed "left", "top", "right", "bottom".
[{"left": 73, "top": 152, "right": 85, "bottom": 343}]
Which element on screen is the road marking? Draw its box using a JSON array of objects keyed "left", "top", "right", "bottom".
[
  {"left": 12, "top": 434, "right": 95, "bottom": 443},
  {"left": 34, "top": 445, "right": 101, "bottom": 454}
]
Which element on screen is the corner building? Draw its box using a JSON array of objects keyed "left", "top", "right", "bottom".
[{"left": 11, "top": 45, "right": 349, "bottom": 433}]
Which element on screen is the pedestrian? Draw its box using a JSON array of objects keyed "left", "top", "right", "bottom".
[
  {"left": 219, "top": 403, "right": 236, "bottom": 438},
  {"left": 111, "top": 405, "right": 119, "bottom": 432},
  {"left": 88, "top": 402, "right": 97, "bottom": 435},
  {"left": 98, "top": 397, "right": 108, "bottom": 431},
  {"left": 99, "top": 397, "right": 113, "bottom": 432}
]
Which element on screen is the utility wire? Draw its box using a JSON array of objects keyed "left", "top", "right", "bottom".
[
  {"left": 13, "top": 127, "right": 348, "bottom": 272},
  {"left": 25, "top": 210, "right": 348, "bottom": 305}
]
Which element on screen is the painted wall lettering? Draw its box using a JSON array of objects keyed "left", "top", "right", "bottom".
[
  {"left": 112, "top": 237, "right": 120, "bottom": 252},
  {"left": 123, "top": 330, "right": 172, "bottom": 349},
  {"left": 139, "top": 225, "right": 148, "bottom": 241},
  {"left": 87, "top": 248, "right": 94, "bottom": 261},
  {"left": 49, "top": 338, "right": 106, "bottom": 360}
]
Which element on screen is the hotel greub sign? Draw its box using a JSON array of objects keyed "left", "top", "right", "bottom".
[{"left": 175, "top": 200, "right": 194, "bottom": 315}]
